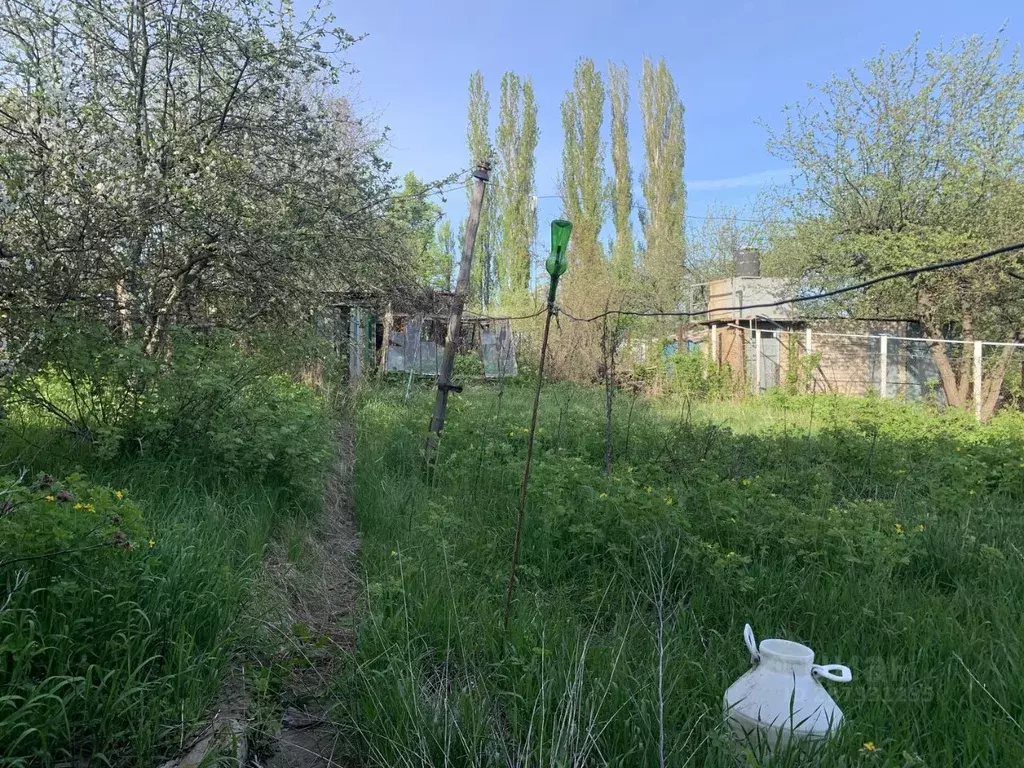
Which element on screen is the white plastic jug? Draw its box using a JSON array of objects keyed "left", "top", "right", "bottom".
[{"left": 723, "top": 624, "right": 852, "bottom": 753}]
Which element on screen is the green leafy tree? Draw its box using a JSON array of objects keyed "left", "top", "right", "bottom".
[
  {"left": 466, "top": 71, "right": 496, "bottom": 307},
  {"left": 560, "top": 58, "right": 607, "bottom": 307},
  {"left": 0, "top": 0, "right": 408, "bottom": 403},
  {"left": 685, "top": 205, "right": 746, "bottom": 283},
  {"left": 437, "top": 219, "right": 457, "bottom": 292},
  {"left": 495, "top": 73, "right": 539, "bottom": 304},
  {"left": 639, "top": 57, "right": 686, "bottom": 310},
  {"left": 392, "top": 172, "right": 448, "bottom": 290},
  {"left": 608, "top": 62, "right": 635, "bottom": 283},
  {"left": 765, "top": 34, "right": 1024, "bottom": 417}
]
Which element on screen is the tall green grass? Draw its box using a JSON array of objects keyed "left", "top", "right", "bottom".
[
  {"left": 347, "top": 381, "right": 1024, "bottom": 766},
  {"left": 0, "top": 410, "right": 328, "bottom": 764}
]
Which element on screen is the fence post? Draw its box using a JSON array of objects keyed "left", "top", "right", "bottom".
[
  {"left": 974, "top": 340, "right": 983, "bottom": 422},
  {"left": 754, "top": 327, "right": 762, "bottom": 394},
  {"left": 710, "top": 324, "right": 718, "bottom": 367},
  {"left": 879, "top": 335, "right": 888, "bottom": 398},
  {"left": 805, "top": 327, "right": 812, "bottom": 355}
]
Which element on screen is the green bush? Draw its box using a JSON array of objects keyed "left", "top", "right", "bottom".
[
  {"left": 663, "top": 349, "right": 733, "bottom": 400},
  {"left": 130, "top": 339, "right": 333, "bottom": 487},
  {"left": 0, "top": 472, "right": 147, "bottom": 564},
  {"left": 453, "top": 352, "right": 484, "bottom": 378},
  {"left": 5, "top": 327, "right": 333, "bottom": 488}
]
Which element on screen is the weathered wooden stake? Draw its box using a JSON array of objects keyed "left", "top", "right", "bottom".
[{"left": 424, "top": 164, "right": 490, "bottom": 468}]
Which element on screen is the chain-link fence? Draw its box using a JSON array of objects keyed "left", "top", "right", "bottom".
[{"left": 727, "top": 323, "right": 1024, "bottom": 419}]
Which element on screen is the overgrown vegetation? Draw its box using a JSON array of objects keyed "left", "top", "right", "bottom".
[
  {"left": 0, "top": 339, "right": 334, "bottom": 766},
  {"left": 348, "top": 380, "right": 1024, "bottom": 766}
]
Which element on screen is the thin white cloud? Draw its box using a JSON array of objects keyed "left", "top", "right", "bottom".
[{"left": 688, "top": 169, "right": 792, "bottom": 192}]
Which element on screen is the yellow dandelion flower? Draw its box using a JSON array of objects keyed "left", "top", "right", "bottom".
[
  {"left": 862, "top": 740, "right": 876, "bottom": 753},
  {"left": 74, "top": 503, "right": 84, "bottom": 510},
  {"left": 665, "top": 497, "right": 673, "bottom": 506},
  {"left": 148, "top": 538, "right": 156, "bottom": 548},
  {"left": 895, "top": 523, "right": 904, "bottom": 535},
  {"left": 114, "top": 490, "right": 124, "bottom": 500},
  {"left": 917, "top": 524, "right": 925, "bottom": 532},
  {"left": 44, "top": 495, "right": 55, "bottom": 502}
]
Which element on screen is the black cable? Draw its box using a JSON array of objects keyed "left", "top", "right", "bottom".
[
  {"left": 555, "top": 241, "right": 1024, "bottom": 323},
  {"left": 340, "top": 169, "right": 470, "bottom": 222},
  {"left": 463, "top": 307, "right": 547, "bottom": 322}
]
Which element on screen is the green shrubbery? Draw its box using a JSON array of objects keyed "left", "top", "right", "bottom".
[
  {"left": 6, "top": 327, "right": 333, "bottom": 486},
  {"left": 0, "top": 332, "right": 335, "bottom": 765},
  {"left": 0, "top": 472, "right": 147, "bottom": 563},
  {"left": 661, "top": 347, "right": 734, "bottom": 399}
]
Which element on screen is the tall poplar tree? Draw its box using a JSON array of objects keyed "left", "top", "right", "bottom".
[
  {"left": 466, "top": 71, "right": 495, "bottom": 306},
  {"left": 608, "top": 62, "right": 635, "bottom": 282},
  {"left": 560, "top": 58, "right": 606, "bottom": 304},
  {"left": 639, "top": 57, "right": 685, "bottom": 309},
  {"left": 495, "top": 73, "right": 539, "bottom": 303},
  {"left": 437, "top": 219, "right": 456, "bottom": 292}
]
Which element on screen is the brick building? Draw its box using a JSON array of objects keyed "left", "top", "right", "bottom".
[{"left": 697, "top": 250, "right": 943, "bottom": 399}]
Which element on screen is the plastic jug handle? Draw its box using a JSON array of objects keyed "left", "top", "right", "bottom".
[
  {"left": 812, "top": 664, "right": 852, "bottom": 683},
  {"left": 743, "top": 623, "right": 759, "bottom": 664}
]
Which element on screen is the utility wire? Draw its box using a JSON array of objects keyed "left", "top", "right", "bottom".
[
  {"left": 342, "top": 169, "right": 470, "bottom": 222},
  {"left": 553, "top": 241, "right": 1024, "bottom": 323},
  {"left": 464, "top": 307, "right": 547, "bottom": 322}
]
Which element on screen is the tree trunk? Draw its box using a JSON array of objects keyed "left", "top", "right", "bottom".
[
  {"left": 115, "top": 279, "right": 132, "bottom": 339},
  {"left": 918, "top": 294, "right": 971, "bottom": 407},
  {"left": 981, "top": 343, "right": 1016, "bottom": 421},
  {"left": 925, "top": 339, "right": 968, "bottom": 407}
]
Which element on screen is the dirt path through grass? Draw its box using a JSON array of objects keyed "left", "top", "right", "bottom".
[{"left": 259, "top": 419, "right": 360, "bottom": 767}]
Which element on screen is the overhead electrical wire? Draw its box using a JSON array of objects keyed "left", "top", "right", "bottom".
[{"left": 552, "top": 240, "right": 1024, "bottom": 323}]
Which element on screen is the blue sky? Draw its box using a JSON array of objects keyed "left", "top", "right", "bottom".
[{"left": 335, "top": 0, "right": 1018, "bottom": 232}]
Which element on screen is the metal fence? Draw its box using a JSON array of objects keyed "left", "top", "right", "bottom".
[{"left": 727, "top": 323, "right": 1024, "bottom": 420}]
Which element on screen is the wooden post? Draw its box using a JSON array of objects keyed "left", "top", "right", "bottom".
[
  {"left": 425, "top": 164, "right": 490, "bottom": 465},
  {"left": 754, "top": 327, "right": 762, "bottom": 394},
  {"left": 879, "top": 335, "right": 889, "bottom": 398},
  {"left": 974, "top": 340, "right": 983, "bottom": 422},
  {"left": 710, "top": 324, "right": 718, "bottom": 367},
  {"left": 377, "top": 303, "right": 393, "bottom": 379},
  {"left": 805, "top": 327, "right": 812, "bottom": 355}
]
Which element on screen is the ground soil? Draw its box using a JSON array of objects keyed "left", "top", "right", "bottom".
[{"left": 257, "top": 419, "right": 361, "bottom": 768}]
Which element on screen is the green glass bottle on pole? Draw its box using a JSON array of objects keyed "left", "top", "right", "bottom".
[
  {"left": 545, "top": 219, "right": 572, "bottom": 306},
  {"left": 504, "top": 219, "right": 572, "bottom": 629}
]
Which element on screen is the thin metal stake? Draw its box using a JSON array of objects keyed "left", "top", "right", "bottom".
[{"left": 503, "top": 301, "right": 556, "bottom": 629}]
